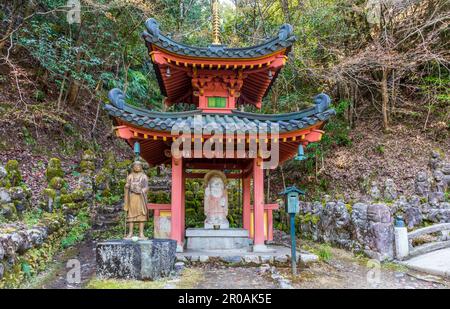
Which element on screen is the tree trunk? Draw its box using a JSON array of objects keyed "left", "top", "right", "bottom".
[
  {"left": 381, "top": 68, "right": 389, "bottom": 131},
  {"left": 66, "top": 23, "right": 84, "bottom": 106}
]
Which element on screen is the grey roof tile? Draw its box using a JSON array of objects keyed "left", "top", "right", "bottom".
[
  {"left": 142, "top": 18, "right": 296, "bottom": 60},
  {"left": 105, "top": 89, "right": 335, "bottom": 134}
]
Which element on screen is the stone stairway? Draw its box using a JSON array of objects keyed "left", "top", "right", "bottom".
[{"left": 92, "top": 202, "right": 123, "bottom": 231}]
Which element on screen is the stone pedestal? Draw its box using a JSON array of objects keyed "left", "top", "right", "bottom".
[
  {"left": 185, "top": 228, "right": 251, "bottom": 251},
  {"left": 96, "top": 239, "right": 176, "bottom": 280}
]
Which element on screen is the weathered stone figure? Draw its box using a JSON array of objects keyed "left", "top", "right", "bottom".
[
  {"left": 415, "top": 171, "right": 430, "bottom": 198},
  {"left": 204, "top": 170, "right": 229, "bottom": 229},
  {"left": 429, "top": 151, "right": 442, "bottom": 170},
  {"left": 124, "top": 161, "right": 149, "bottom": 239}
]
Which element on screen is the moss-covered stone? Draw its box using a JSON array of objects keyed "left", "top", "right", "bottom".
[
  {"left": 5, "top": 160, "right": 22, "bottom": 187},
  {"left": 45, "top": 158, "right": 64, "bottom": 182},
  {"left": 49, "top": 177, "right": 64, "bottom": 190},
  {"left": 80, "top": 160, "right": 95, "bottom": 173},
  {"left": 0, "top": 203, "right": 17, "bottom": 220},
  {"left": 70, "top": 189, "right": 85, "bottom": 202},
  {"left": 60, "top": 194, "right": 73, "bottom": 204},
  {"left": 42, "top": 188, "right": 56, "bottom": 199}
]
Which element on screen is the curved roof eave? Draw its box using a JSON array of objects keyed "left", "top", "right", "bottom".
[{"left": 142, "top": 18, "right": 296, "bottom": 60}]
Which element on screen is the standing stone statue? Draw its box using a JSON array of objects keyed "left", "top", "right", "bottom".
[
  {"left": 429, "top": 151, "right": 442, "bottom": 171},
  {"left": 204, "top": 170, "right": 229, "bottom": 229},
  {"left": 124, "top": 161, "right": 149, "bottom": 240},
  {"left": 383, "top": 178, "right": 398, "bottom": 201},
  {"left": 369, "top": 181, "right": 381, "bottom": 200},
  {"left": 415, "top": 170, "right": 430, "bottom": 198}
]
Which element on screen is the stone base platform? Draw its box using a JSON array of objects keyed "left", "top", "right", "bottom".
[
  {"left": 96, "top": 239, "right": 176, "bottom": 280},
  {"left": 176, "top": 245, "right": 318, "bottom": 265},
  {"left": 185, "top": 228, "right": 251, "bottom": 251}
]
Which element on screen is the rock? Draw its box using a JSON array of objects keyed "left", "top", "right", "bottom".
[
  {"left": 0, "top": 243, "right": 4, "bottom": 260},
  {"left": 9, "top": 186, "right": 26, "bottom": 201},
  {"left": 189, "top": 255, "right": 199, "bottom": 262},
  {"left": 0, "top": 188, "right": 11, "bottom": 204},
  {"left": 300, "top": 253, "right": 319, "bottom": 263},
  {"left": 392, "top": 196, "right": 410, "bottom": 215},
  {"left": 426, "top": 209, "right": 450, "bottom": 223},
  {"left": 259, "top": 263, "right": 271, "bottom": 273},
  {"left": 243, "top": 255, "right": 260, "bottom": 264},
  {"left": 260, "top": 255, "right": 273, "bottom": 263},
  {"left": 96, "top": 239, "right": 177, "bottom": 280},
  {"left": 0, "top": 165, "right": 7, "bottom": 180},
  {"left": 174, "top": 261, "right": 185, "bottom": 273},
  {"left": 0, "top": 263, "right": 3, "bottom": 280},
  {"left": 409, "top": 195, "right": 421, "bottom": 208},
  {"left": 26, "top": 229, "right": 45, "bottom": 247},
  {"left": 176, "top": 255, "right": 187, "bottom": 262},
  {"left": 274, "top": 255, "right": 288, "bottom": 263},
  {"left": 383, "top": 178, "right": 398, "bottom": 201},
  {"left": 404, "top": 207, "right": 422, "bottom": 229},
  {"left": 199, "top": 255, "right": 209, "bottom": 263},
  {"left": 219, "top": 256, "right": 242, "bottom": 264},
  {"left": 0, "top": 203, "right": 17, "bottom": 219}
]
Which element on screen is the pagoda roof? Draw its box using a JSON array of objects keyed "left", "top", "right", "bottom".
[
  {"left": 105, "top": 89, "right": 335, "bottom": 134},
  {"left": 142, "top": 18, "right": 296, "bottom": 108},
  {"left": 142, "top": 18, "right": 296, "bottom": 60}
]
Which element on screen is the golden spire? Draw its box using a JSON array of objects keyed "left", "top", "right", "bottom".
[{"left": 211, "top": 0, "right": 221, "bottom": 45}]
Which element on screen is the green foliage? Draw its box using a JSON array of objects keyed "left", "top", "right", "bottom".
[
  {"left": 60, "top": 209, "right": 91, "bottom": 249},
  {"left": 23, "top": 208, "right": 44, "bottom": 227},
  {"left": 317, "top": 244, "right": 333, "bottom": 262}
]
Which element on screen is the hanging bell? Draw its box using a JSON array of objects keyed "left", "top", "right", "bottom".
[
  {"left": 294, "top": 144, "right": 307, "bottom": 161},
  {"left": 165, "top": 66, "right": 171, "bottom": 78}
]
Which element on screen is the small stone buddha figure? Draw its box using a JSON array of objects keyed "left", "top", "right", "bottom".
[
  {"left": 204, "top": 170, "right": 229, "bottom": 229},
  {"left": 124, "top": 161, "right": 149, "bottom": 240}
]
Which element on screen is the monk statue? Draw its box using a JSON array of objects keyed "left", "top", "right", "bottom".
[
  {"left": 124, "top": 161, "right": 149, "bottom": 240},
  {"left": 204, "top": 170, "right": 229, "bottom": 229}
]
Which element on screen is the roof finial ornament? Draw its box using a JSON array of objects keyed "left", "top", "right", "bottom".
[{"left": 211, "top": 0, "right": 221, "bottom": 45}]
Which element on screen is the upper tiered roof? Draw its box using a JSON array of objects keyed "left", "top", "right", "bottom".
[{"left": 142, "top": 18, "right": 296, "bottom": 109}]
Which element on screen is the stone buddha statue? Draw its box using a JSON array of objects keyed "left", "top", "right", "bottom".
[
  {"left": 124, "top": 161, "right": 149, "bottom": 240},
  {"left": 204, "top": 170, "right": 229, "bottom": 229}
]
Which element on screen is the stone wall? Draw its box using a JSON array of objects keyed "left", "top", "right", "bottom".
[
  {"left": 0, "top": 150, "right": 135, "bottom": 287},
  {"left": 297, "top": 153, "right": 449, "bottom": 261}
]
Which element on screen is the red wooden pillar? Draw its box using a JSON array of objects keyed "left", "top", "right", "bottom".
[
  {"left": 242, "top": 175, "right": 251, "bottom": 232},
  {"left": 253, "top": 157, "right": 266, "bottom": 251},
  {"left": 181, "top": 168, "right": 186, "bottom": 244},
  {"left": 171, "top": 157, "right": 184, "bottom": 252}
]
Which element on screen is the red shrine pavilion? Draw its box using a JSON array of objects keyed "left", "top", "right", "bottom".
[{"left": 105, "top": 16, "right": 334, "bottom": 252}]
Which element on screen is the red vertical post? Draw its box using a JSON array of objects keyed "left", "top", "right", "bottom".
[
  {"left": 242, "top": 175, "right": 251, "bottom": 232},
  {"left": 267, "top": 210, "right": 273, "bottom": 241},
  {"left": 253, "top": 157, "right": 266, "bottom": 251},
  {"left": 171, "top": 157, "right": 184, "bottom": 251},
  {"left": 181, "top": 168, "right": 186, "bottom": 243}
]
